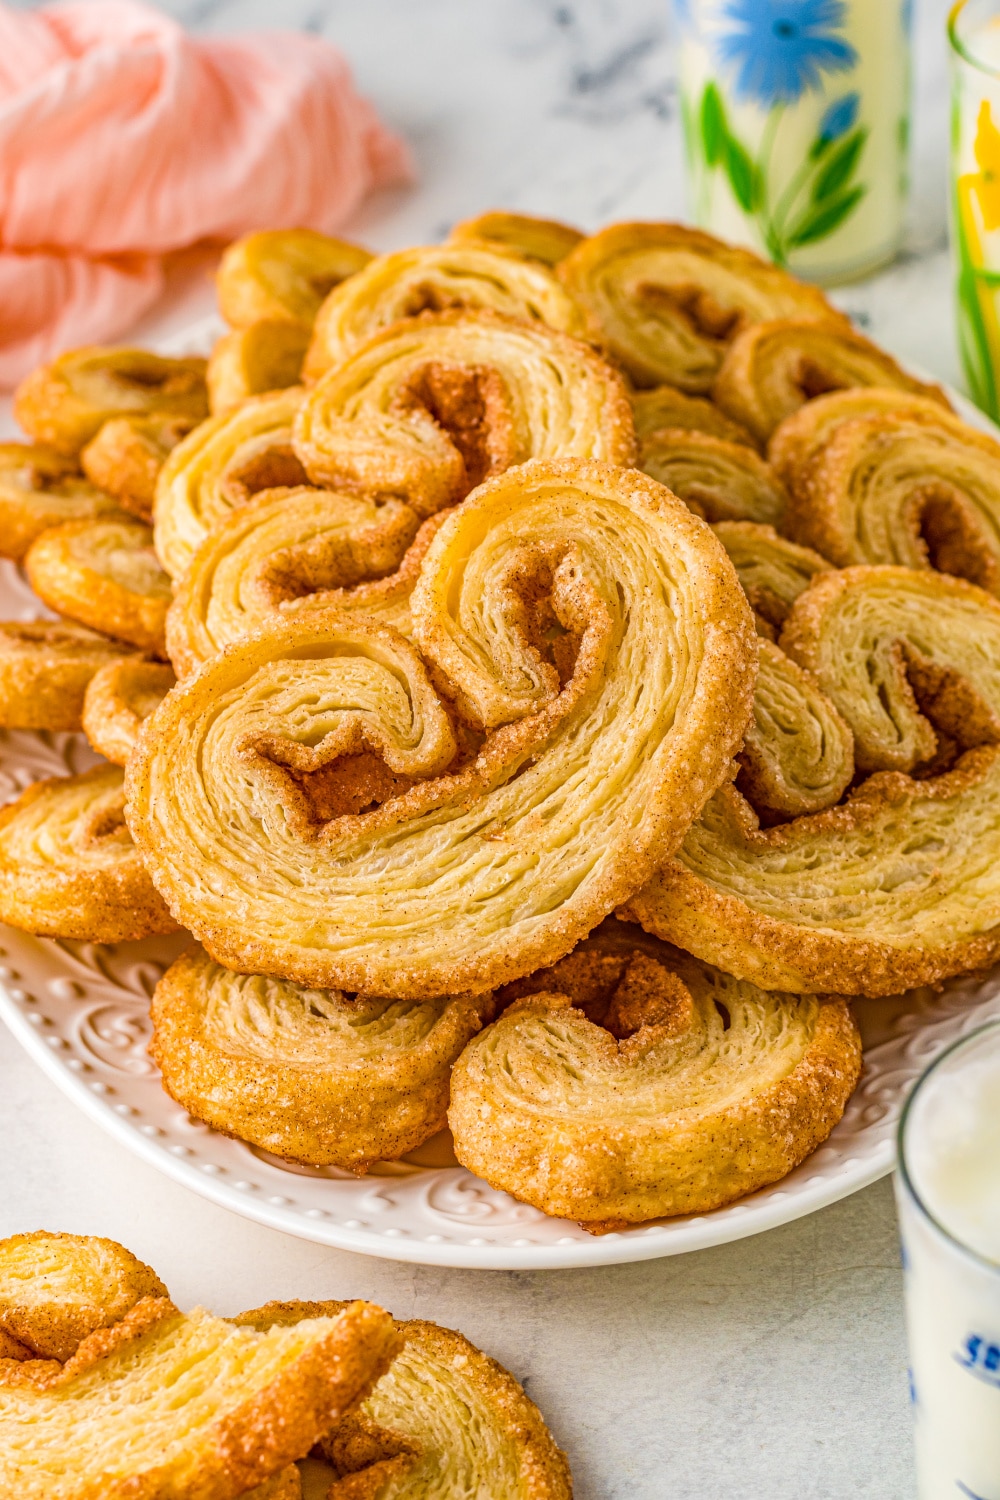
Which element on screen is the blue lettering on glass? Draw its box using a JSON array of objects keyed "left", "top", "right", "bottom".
[
  {"left": 954, "top": 1334, "right": 1000, "bottom": 1389},
  {"left": 956, "top": 1483, "right": 992, "bottom": 1499}
]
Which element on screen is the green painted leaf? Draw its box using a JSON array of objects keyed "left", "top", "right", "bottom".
[
  {"left": 808, "top": 134, "right": 832, "bottom": 162},
  {"left": 701, "top": 84, "right": 726, "bottom": 168},
  {"left": 788, "top": 185, "right": 865, "bottom": 247},
  {"left": 811, "top": 128, "right": 868, "bottom": 204},
  {"left": 724, "top": 135, "right": 761, "bottom": 213}
]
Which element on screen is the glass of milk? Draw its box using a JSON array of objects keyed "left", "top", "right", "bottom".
[
  {"left": 673, "top": 0, "right": 912, "bottom": 283},
  {"left": 951, "top": 0, "right": 1000, "bottom": 420},
  {"left": 896, "top": 1019, "right": 1000, "bottom": 1500}
]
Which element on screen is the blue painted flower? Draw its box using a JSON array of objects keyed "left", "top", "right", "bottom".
[
  {"left": 715, "top": 0, "right": 857, "bottom": 107},
  {"left": 673, "top": 0, "right": 693, "bottom": 29},
  {"left": 818, "top": 91, "right": 859, "bottom": 143}
]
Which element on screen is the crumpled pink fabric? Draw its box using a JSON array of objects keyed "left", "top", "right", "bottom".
[{"left": 0, "top": 0, "right": 413, "bottom": 387}]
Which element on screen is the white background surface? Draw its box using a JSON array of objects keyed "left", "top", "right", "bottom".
[{"left": 0, "top": 0, "right": 964, "bottom": 1492}]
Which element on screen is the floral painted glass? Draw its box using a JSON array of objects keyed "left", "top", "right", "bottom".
[
  {"left": 950, "top": 0, "right": 1000, "bottom": 422},
  {"left": 675, "top": 1, "right": 913, "bottom": 284}
]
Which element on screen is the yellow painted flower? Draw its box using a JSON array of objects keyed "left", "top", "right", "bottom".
[{"left": 972, "top": 98, "right": 1000, "bottom": 231}]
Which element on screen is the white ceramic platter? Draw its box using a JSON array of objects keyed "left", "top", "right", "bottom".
[{"left": 2, "top": 344, "right": 1000, "bottom": 1269}]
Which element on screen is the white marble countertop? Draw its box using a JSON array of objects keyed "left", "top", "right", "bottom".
[{"left": 0, "top": 0, "right": 965, "bottom": 1493}]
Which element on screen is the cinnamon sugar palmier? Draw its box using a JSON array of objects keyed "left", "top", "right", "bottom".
[
  {"left": 206, "top": 321, "right": 311, "bottom": 415},
  {"left": 293, "top": 310, "right": 636, "bottom": 513},
  {"left": 0, "top": 764, "right": 177, "bottom": 943},
  {"left": 639, "top": 428, "right": 787, "bottom": 525},
  {"left": 82, "top": 658, "right": 176, "bottom": 765},
  {"left": 627, "top": 566, "right": 1000, "bottom": 995},
  {"left": 166, "top": 487, "right": 433, "bottom": 678},
  {"left": 712, "top": 320, "right": 949, "bottom": 443},
  {"left": 449, "top": 922, "right": 860, "bottom": 1225},
  {"left": 303, "top": 243, "right": 585, "bottom": 381},
  {"left": 153, "top": 388, "right": 307, "bottom": 581},
  {"left": 0, "top": 1232, "right": 167, "bottom": 1362},
  {"left": 239, "top": 1302, "right": 573, "bottom": 1500},
  {"left": 0, "top": 622, "right": 133, "bottom": 732},
  {"left": 767, "top": 386, "right": 954, "bottom": 492},
  {"left": 217, "top": 228, "right": 373, "bottom": 329},
  {"left": 15, "top": 348, "right": 208, "bottom": 458},
  {"left": 150, "top": 946, "right": 493, "bottom": 1171},
  {"left": 713, "top": 520, "right": 832, "bottom": 636},
  {"left": 25, "top": 517, "right": 172, "bottom": 656},
  {"left": 0, "top": 444, "right": 117, "bottom": 562},
  {"left": 558, "top": 221, "right": 839, "bottom": 392},
  {"left": 449, "top": 208, "right": 583, "bottom": 266},
  {"left": 127, "top": 460, "right": 755, "bottom": 997},
  {"left": 781, "top": 409, "right": 1000, "bottom": 595},
  {"left": 631, "top": 384, "right": 759, "bottom": 447},
  {"left": 81, "top": 413, "right": 196, "bottom": 523}
]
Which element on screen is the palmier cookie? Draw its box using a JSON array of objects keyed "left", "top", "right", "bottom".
[
  {"left": 150, "top": 946, "right": 494, "bottom": 1171},
  {"left": 0, "top": 764, "right": 177, "bottom": 943},
  {"left": 449, "top": 921, "right": 861, "bottom": 1227},
  {"left": 153, "top": 387, "right": 308, "bottom": 582},
  {"left": 81, "top": 412, "right": 197, "bottom": 522},
  {"left": 449, "top": 208, "right": 583, "bottom": 266},
  {"left": 639, "top": 428, "right": 787, "bottom": 526},
  {"left": 0, "top": 1297, "right": 399, "bottom": 1500},
  {"left": 0, "top": 1232, "right": 167, "bottom": 1362},
  {"left": 15, "top": 347, "right": 208, "bottom": 458},
  {"left": 712, "top": 520, "right": 833, "bottom": 637},
  {"left": 303, "top": 242, "right": 585, "bottom": 380},
  {"left": 0, "top": 443, "right": 117, "bottom": 563},
  {"left": 0, "top": 622, "right": 133, "bottom": 732},
  {"left": 206, "top": 321, "right": 311, "bottom": 414},
  {"left": 165, "top": 487, "right": 436, "bottom": 678},
  {"left": 631, "top": 384, "right": 759, "bottom": 447},
  {"left": 292, "top": 309, "right": 636, "bottom": 516},
  {"left": 127, "top": 460, "right": 756, "bottom": 997},
  {"left": 712, "top": 319, "right": 949, "bottom": 443},
  {"left": 236, "top": 1302, "right": 573, "bottom": 1500},
  {"left": 557, "top": 221, "right": 839, "bottom": 392},
  {"left": 25, "top": 517, "right": 172, "bottom": 656},
  {"left": 217, "top": 228, "right": 373, "bottom": 329},
  {"left": 626, "top": 565, "right": 1000, "bottom": 996},
  {"left": 766, "top": 386, "right": 956, "bottom": 492},
  {"left": 780, "top": 407, "right": 1000, "bottom": 596},
  {"left": 82, "top": 658, "right": 176, "bottom": 766}
]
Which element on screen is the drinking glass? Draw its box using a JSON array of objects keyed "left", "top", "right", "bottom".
[
  {"left": 896, "top": 1020, "right": 1000, "bottom": 1500},
  {"left": 674, "top": 0, "right": 913, "bottom": 283},
  {"left": 950, "top": 0, "right": 1000, "bottom": 420}
]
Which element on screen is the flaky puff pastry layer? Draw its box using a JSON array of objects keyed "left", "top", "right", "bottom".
[
  {"left": 712, "top": 520, "right": 833, "bottom": 638},
  {"left": 0, "top": 1232, "right": 167, "bottom": 1362},
  {"left": 627, "top": 566, "right": 1000, "bottom": 995},
  {"left": 0, "top": 1296, "right": 399, "bottom": 1500},
  {"left": 766, "top": 386, "right": 954, "bottom": 492},
  {"left": 150, "top": 946, "right": 494, "bottom": 1171},
  {"left": 293, "top": 310, "right": 636, "bottom": 516},
  {"left": 0, "top": 764, "right": 177, "bottom": 943},
  {"left": 449, "top": 208, "right": 583, "bottom": 267},
  {"left": 303, "top": 243, "right": 586, "bottom": 381},
  {"left": 0, "top": 621, "right": 133, "bottom": 732},
  {"left": 449, "top": 923, "right": 860, "bottom": 1226},
  {"left": 81, "top": 412, "right": 197, "bottom": 522},
  {"left": 25, "top": 517, "right": 173, "bottom": 656},
  {"left": 127, "top": 460, "right": 756, "bottom": 997},
  {"left": 82, "top": 657, "right": 176, "bottom": 765},
  {"left": 14, "top": 348, "right": 208, "bottom": 458},
  {"left": 780, "top": 407, "right": 1000, "bottom": 596},
  {"left": 237, "top": 1302, "right": 573, "bottom": 1500},
  {"left": 154, "top": 387, "right": 308, "bottom": 581},
  {"left": 639, "top": 428, "right": 787, "bottom": 526},
  {"left": 207, "top": 321, "right": 311, "bottom": 415},
  {"left": 631, "top": 384, "right": 759, "bottom": 447},
  {"left": 166, "top": 487, "right": 435, "bottom": 678},
  {"left": 217, "top": 228, "right": 373, "bottom": 330},
  {"left": 712, "top": 320, "right": 949, "bottom": 443},
  {"left": 0, "top": 443, "right": 117, "bottom": 562},
  {"left": 557, "top": 221, "right": 839, "bottom": 393}
]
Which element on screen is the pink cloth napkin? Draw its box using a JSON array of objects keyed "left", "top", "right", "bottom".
[{"left": 0, "top": 0, "right": 413, "bottom": 388}]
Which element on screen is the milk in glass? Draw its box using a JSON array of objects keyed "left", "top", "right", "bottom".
[{"left": 896, "top": 1021, "right": 1000, "bottom": 1499}]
